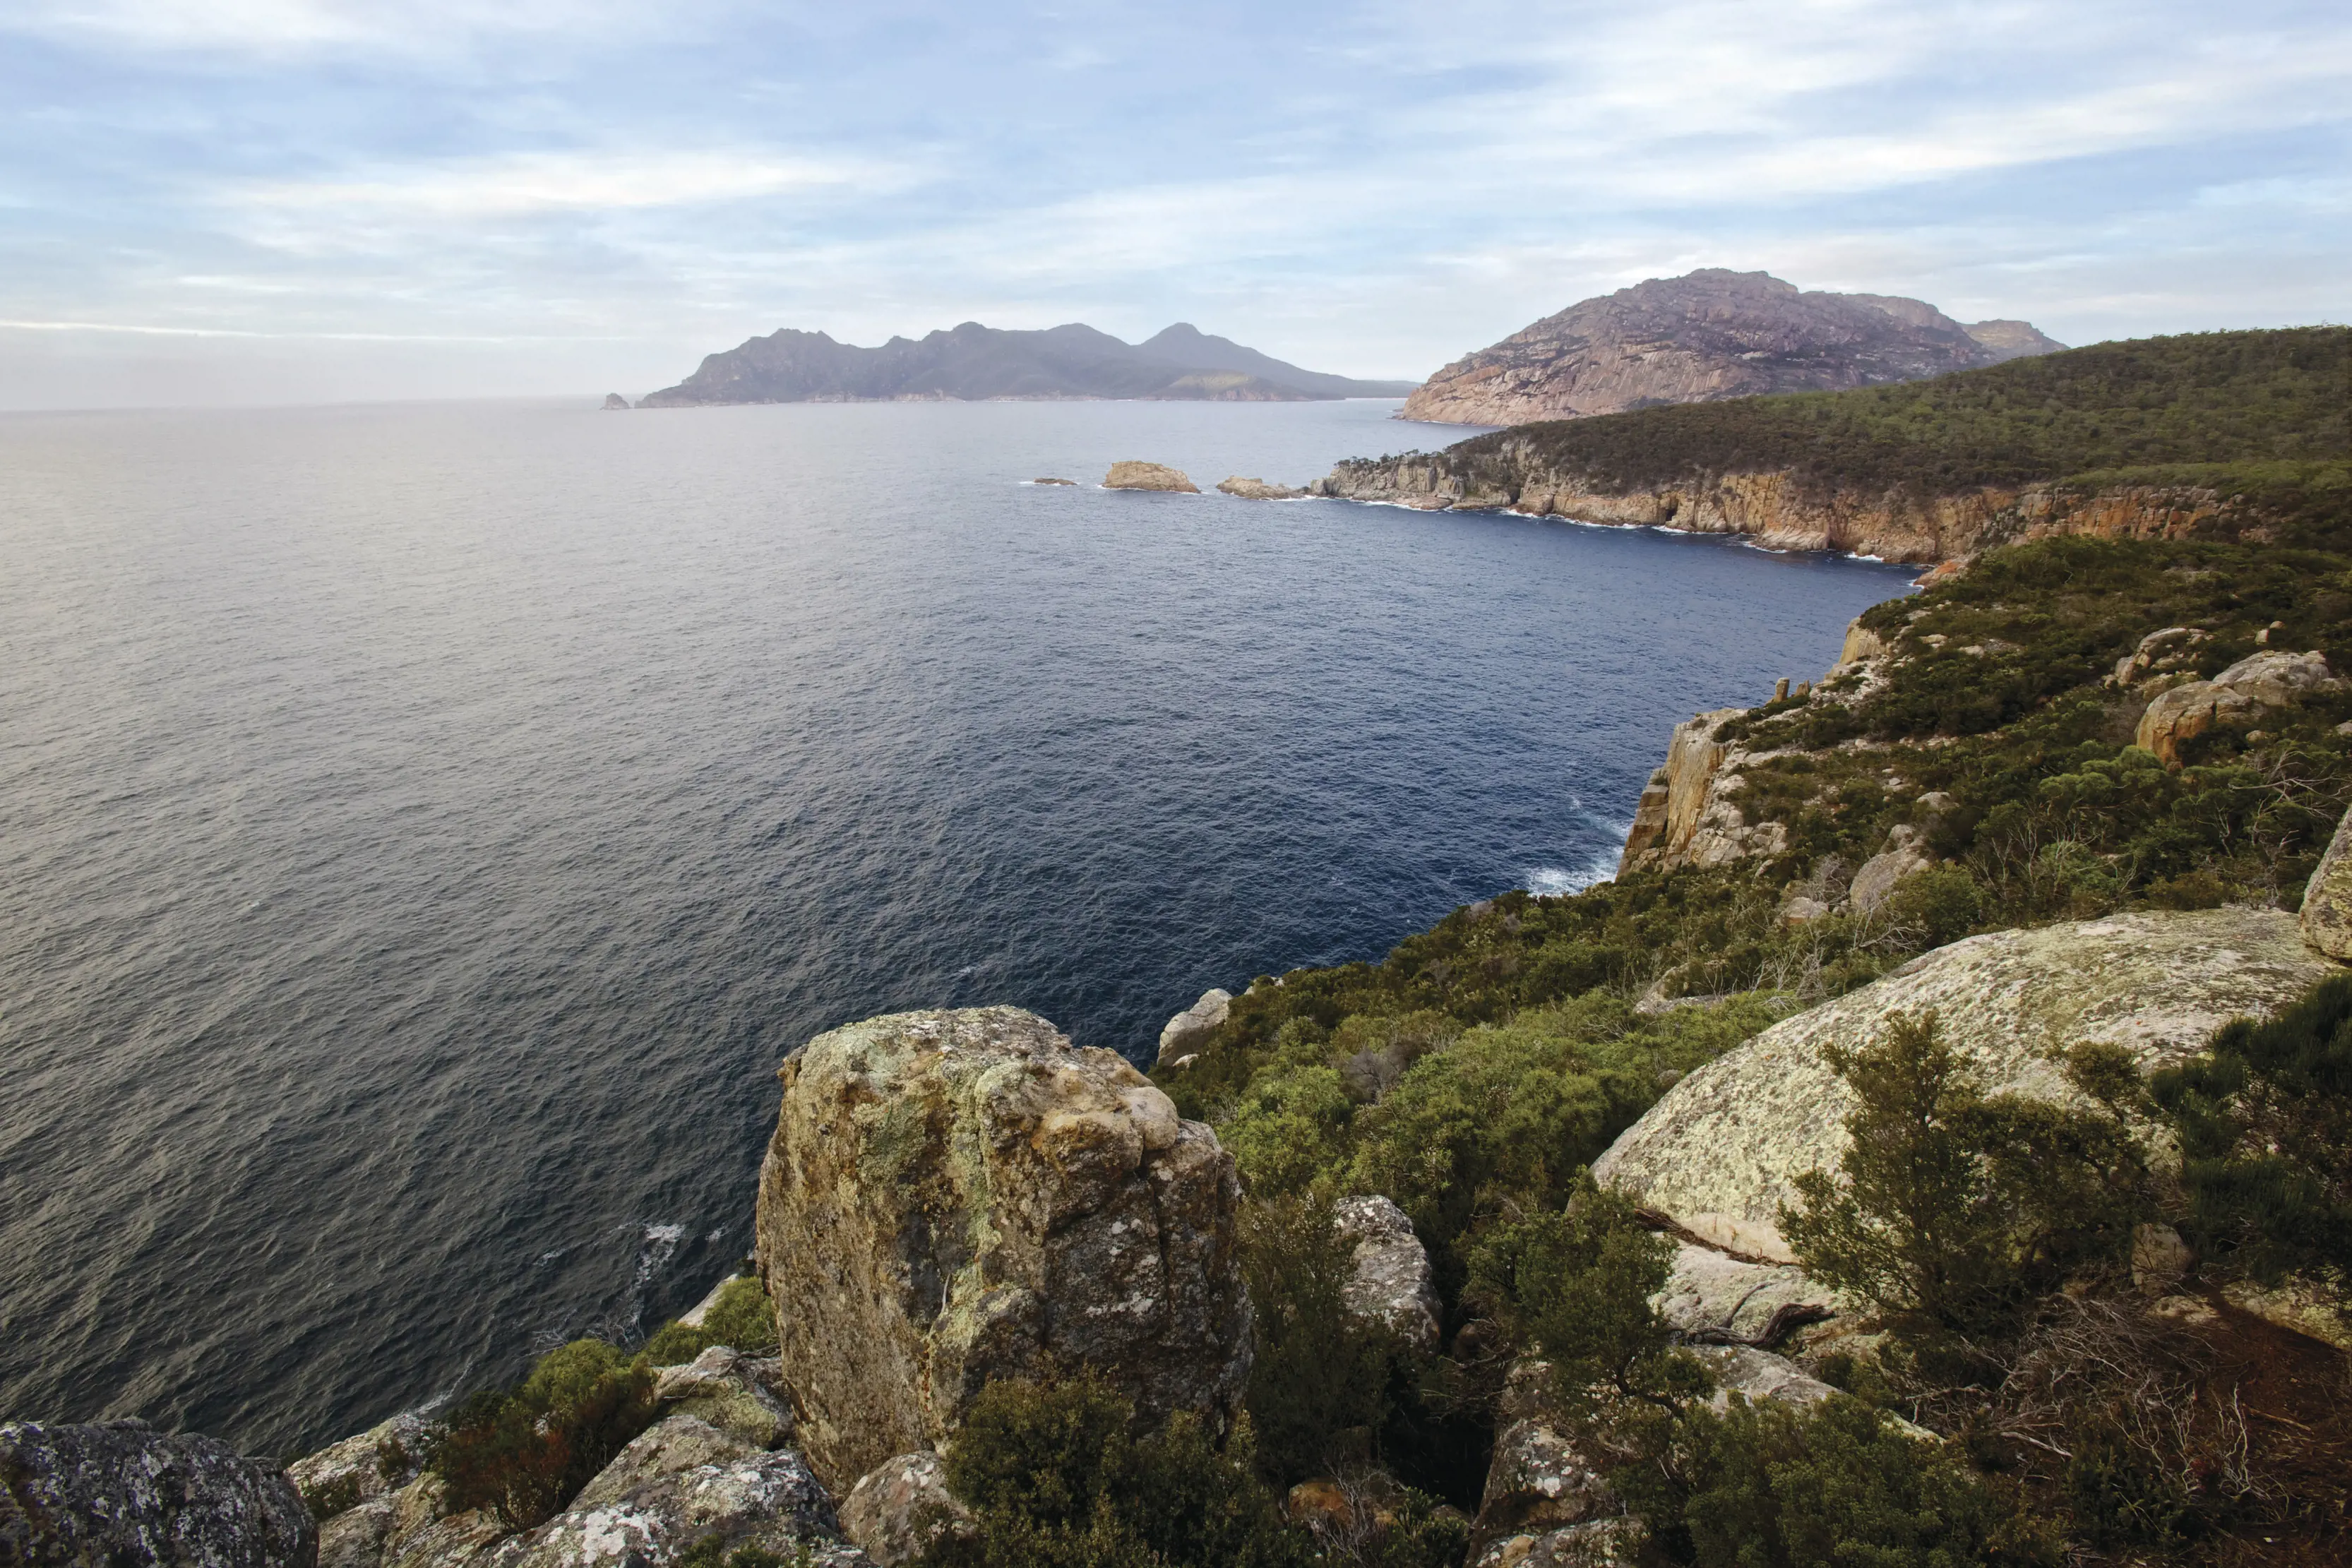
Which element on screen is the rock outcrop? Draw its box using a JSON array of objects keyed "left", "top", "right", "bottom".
[
  {"left": 1156, "top": 987, "right": 1232, "bottom": 1066},
  {"left": 1217, "top": 476, "right": 1306, "bottom": 500},
  {"left": 1593, "top": 909, "right": 2341, "bottom": 1255},
  {"left": 1029, "top": 477, "right": 1077, "bottom": 486},
  {"left": 2134, "top": 650, "right": 2339, "bottom": 765},
  {"left": 1311, "top": 453, "right": 2227, "bottom": 567},
  {"left": 1104, "top": 461, "right": 1201, "bottom": 493},
  {"left": 0, "top": 1418, "right": 318, "bottom": 1568},
  {"left": 479, "top": 1449, "right": 865, "bottom": 1568},
  {"left": 599, "top": 393, "right": 631, "bottom": 410},
  {"left": 650, "top": 1346, "right": 796, "bottom": 1449},
  {"left": 754, "top": 1006, "right": 1250, "bottom": 1489},
  {"left": 2301, "top": 803, "right": 2352, "bottom": 959},
  {"left": 288, "top": 1411, "right": 436, "bottom": 1519},
  {"left": 1616, "top": 710, "right": 1784, "bottom": 875},
  {"left": 1332, "top": 1195, "right": 1440, "bottom": 1351},
  {"left": 1399, "top": 270, "right": 2060, "bottom": 427},
  {"left": 841, "top": 1452, "right": 971, "bottom": 1567}
]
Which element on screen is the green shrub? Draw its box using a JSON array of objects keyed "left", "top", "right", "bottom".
[
  {"left": 641, "top": 1275, "right": 780, "bottom": 1365},
  {"left": 1668, "top": 1394, "right": 2055, "bottom": 1567},
  {"left": 431, "top": 1339, "right": 659, "bottom": 1528},
  {"left": 2154, "top": 971, "right": 2352, "bottom": 1293},
  {"left": 1236, "top": 1195, "right": 1406, "bottom": 1484},
  {"left": 1465, "top": 1175, "right": 1705, "bottom": 1425},
  {"left": 1779, "top": 1014, "right": 2151, "bottom": 1343},
  {"left": 917, "top": 1377, "right": 1304, "bottom": 1568}
]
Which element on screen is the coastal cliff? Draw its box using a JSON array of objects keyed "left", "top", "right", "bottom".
[
  {"left": 1323, "top": 325, "right": 2351, "bottom": 564},
  {"left": 1398, "top": 269, "right": 2062, "bottom": 426},
  {"left": 1314, "top": 449, "right": 2226, "bottom": 563}
]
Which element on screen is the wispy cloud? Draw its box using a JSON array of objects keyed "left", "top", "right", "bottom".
[
  {"left": 3, "top": 0, "right": 2348, "bottom": 405},
  {"left": 234, "top": 148, "right": 908, "bottom": 222}
]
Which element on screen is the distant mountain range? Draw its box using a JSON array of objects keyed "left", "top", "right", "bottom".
[
  {"left": 1399, "top": 269, "right": 2066, "bottom": 426},
  {"left": 637, "top": 321, "right": 1417, "bottom": 407}
]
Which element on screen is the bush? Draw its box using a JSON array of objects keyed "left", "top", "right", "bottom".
[
  {"left": 917, "top": 1377, "right": 1304, "bottom": 1568},
  {"left": 1236, "top": 1195, "right": 1403, "bottom": 1483},
  {"left": 431, "top": 1339, "right": 659, "bottom": 1528},
  {"left": 641, "top": 1274, "right": 779, "bottom": 1365},
  {"left": 1668, "top": 1394, "right": 2055, "bottom": 1567},
  {"left": 2154, "top": 971, "right": 2352, "bottom": 1293}
]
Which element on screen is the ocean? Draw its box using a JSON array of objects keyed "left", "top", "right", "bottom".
[{"left": 0, "top": 395, "right": 1913, "bottom": 1456}]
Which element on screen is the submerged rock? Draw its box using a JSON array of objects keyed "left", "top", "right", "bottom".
[
  {"left": 1593, "top": 909, "right": 2339, "bottom": 1251},
  {"left": 1102, "top": 460, "right": 1200, "bottom": 493},
  {"left": 754, "top": 1005, "right": 1250, "bottom": 1489},
  {"left": 0, "top": 1418, "right": 318, "bottom": 1568}
]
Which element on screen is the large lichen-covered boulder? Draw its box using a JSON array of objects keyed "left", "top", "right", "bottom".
[
  {"left": 1333, "top": 1195, "right": 1440, "bottom": 1351},
  {"left": 2300, "top": 803, "right": 2352, "bottom": 959},
  {"left": 0, "top": 1418, "right": 318, "bottom": 1568},
  {"left": 479, "top": 1449, "right": 866, "bottom": 1568},
  {"left": 1594, "top": 909, "right": 2339, "bottom": 1254},
  {"left": 289, "top": 1411, "right": 437, "bottom": 1524},
  {"left": 754, "top": 1006, "right": 1251, "bottom": 1489},
  {"left": 2135, "top": 649, "right": 2338, "bottom": 765},
  {"left": 841, "top": 1452, "right": 972, "bottom": 1567}
]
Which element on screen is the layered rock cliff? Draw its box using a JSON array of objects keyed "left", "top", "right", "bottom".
[
  {"left": 1399, "top": 270, "right": 2061, "bottom": 426},
  {"left": 1315, "top": 446, "right": 2228, "bottom": 565}
]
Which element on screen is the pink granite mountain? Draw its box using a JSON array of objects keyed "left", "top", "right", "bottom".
[{"left": 1401, "top": 269, "right": 2063, "bottom": 426}]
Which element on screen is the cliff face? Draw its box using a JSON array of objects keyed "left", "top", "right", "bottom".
[
  {"left": 1398, "top": 270, "right": 2062, "bottom": 426},
  {"left": 1314, "top": 439, "right": 2230, "bottom": 565},
  {"left": 640, "top": 321, "right": 1414, "bottom": 407}
]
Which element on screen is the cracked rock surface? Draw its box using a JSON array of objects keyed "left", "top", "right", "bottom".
[
  {"left": 755, "top": 1006, "right": 1250, "bottom": 1489},
  {"left": 0, "top": 1418, "right": 318, "bottom": 1568}
]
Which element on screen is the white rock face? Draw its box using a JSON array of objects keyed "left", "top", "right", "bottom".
[
  {"left": 1332, "top": 1195, "right": 1440, "bottom": 1351},
  {"left": 1156, "top": 987, "right": 1232, "bottom": 1065},
  {"left": 1593, "top": 909, "right": 2339, "bottom": 1246}
]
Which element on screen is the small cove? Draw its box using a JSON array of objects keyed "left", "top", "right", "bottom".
[{"left": 0, "top": 395, "right": 1915, "bottom": 1453}]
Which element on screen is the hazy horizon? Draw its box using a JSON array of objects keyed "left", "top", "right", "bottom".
[{"left": 4, "top": 0, "right": 2348, "bottom": 410}]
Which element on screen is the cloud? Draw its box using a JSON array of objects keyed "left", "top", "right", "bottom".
[
  {"left": 2, "top": 0, "right": 647, "bottom": 55},
  {"left": 234, "top": 148, "right": 902, "bottom": 222}
]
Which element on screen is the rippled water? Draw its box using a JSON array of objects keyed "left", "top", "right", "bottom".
[{"left": 0, "top": 396, "right": 1911, "bottom": 1455}]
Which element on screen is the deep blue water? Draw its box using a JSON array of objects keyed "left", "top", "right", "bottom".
[{"left": 0, "top": 396, "right": 1911, "bottom": 1456}]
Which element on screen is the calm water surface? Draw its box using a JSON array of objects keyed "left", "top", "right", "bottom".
[{"left": 0, "top": 397, "right": 1911, "bottom": 1453}]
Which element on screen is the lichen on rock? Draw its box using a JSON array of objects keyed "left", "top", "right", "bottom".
[
  {"left": 754, "top": 1005, "right": 1250, "bottom": 1490},
  {"left": 0, "top": 1418, "right": 319, "bottom": 1568},
  {"left": 1592, "top": 909, "right": 2340, "bottom": 1247}
]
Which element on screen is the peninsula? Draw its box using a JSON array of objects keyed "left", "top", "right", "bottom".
[{"left": 637, "top": 321, "right": 1417, "bottom": 407}]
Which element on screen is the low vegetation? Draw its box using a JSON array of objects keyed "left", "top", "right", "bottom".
[
  {"left": 1151, "top": 529, "right": 2352, "bottom": 1563},
  {"left": 425, "top": 1275, "right": 773, "bottom": 1529},
  {"left": 1416, "top": 328, "right": 2352, "bottom": 544}
]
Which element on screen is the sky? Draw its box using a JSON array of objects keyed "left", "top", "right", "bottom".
[{"left": 1, "top": 0, "right": 2348, "bottom": 408}]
